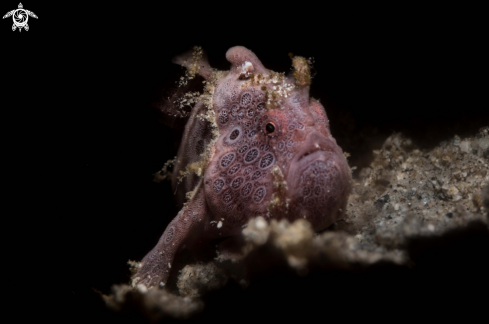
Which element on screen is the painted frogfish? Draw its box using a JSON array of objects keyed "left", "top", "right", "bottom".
[{"left": 131, "top": 46, "right": 352, "bottom": 288}]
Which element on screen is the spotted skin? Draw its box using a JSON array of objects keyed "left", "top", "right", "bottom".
[{"left": 133, "top": 46, "right": 352, "bottom": 288}]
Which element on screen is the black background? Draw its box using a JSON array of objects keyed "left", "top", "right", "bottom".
[{"left": 2, "top": 2, "right": 487, "bottom": 322}]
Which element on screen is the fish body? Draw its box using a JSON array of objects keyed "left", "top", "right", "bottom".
[{"left": 133, "top": 46, "right": 352, "bottom": 288}]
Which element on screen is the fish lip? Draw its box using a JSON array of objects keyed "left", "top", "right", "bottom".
[
  {"left": 287, "top": 134, "right": 340, "bottom": 185},
  {"left": 295, "top": 135, "right": 337, "bottom": 164},
  {"left": 297, "top": 149, "right": 332, "bottom": 166},
  {"left": 297, "top": 145, "right": 332, "bottom": 162}
]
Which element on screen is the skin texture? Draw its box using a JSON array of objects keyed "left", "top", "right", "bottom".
[{"left": 133, "top": 46, "right": 352, "bottom": 288}]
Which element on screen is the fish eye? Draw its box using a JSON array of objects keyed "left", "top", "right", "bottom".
[{"left": 265, "top": 122, "right": 276, "bottom": 134}]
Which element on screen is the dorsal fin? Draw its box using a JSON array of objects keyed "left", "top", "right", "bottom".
[
  {"left": 150, "top": 72, "right": 205, "bottom": 130},
  {"left": 151, "top": 47, "right": 213, "bottom": 130},
  {"left": 172, "top": 46, "right": 213, "bottom": 80}
]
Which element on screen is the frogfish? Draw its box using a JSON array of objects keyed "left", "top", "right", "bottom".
[{"left": 131, "top": 46, "right": 352, "bottom": 288}]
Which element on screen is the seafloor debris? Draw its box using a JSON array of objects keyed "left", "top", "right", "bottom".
[
  {"left": 103, "top": 283, "right": 203, "bottom": 320},
  {"left": 105, "top": 126, "right": 489, "bottom": 320},
  {"left": 341, "top": 127, "right": 489, "bottom": 248}
]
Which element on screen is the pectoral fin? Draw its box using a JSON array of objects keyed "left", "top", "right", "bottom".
[{"left": 132, "top": 180, "right": 210, "bottom": 288}]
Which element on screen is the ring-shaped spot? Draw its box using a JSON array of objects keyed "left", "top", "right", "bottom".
[
  {"left": 244, "top": 148, "right": 260, "bottom": 163},
  {"left": 221, "top": 153, "right": 235, "bottom": 168},
  {"left": 253, "top": 186, "right": 266, "bottom": 203},
  {"left": 259, "top": 152, "right": 275, "bottom": 169}
]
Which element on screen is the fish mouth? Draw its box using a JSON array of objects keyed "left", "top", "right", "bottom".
[
  {"left": 287, "top": 132, "right": 342, "bottom": 186},
  {"left": 283, "top": 132, "right": 352, "bottom": 229},
  {"left": 294, "top": 133, "right": 338, "bottom": 165},
  {"left": 294, "top": 147, "right": 334, "bottom": 178},
  {"left": 297, "top": 145, "right": 332, "bottom": 163}
]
